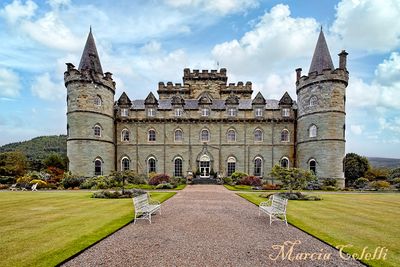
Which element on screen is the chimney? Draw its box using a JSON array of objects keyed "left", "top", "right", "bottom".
[
  {"left": 295, "top": 68, "right": 302, "bottom": 82},
  {"left": 338, "top": 50, "right": 348, "bottom": 70}
]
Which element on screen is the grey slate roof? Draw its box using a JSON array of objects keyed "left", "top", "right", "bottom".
[
  {"left": 309, "top": 29, "right": 334, "bottom": 74},
  {"left": 78, "top": 28, "right": 103, "bottom": 74}
]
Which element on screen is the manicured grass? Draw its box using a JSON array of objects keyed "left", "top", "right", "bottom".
[
  {"left": 223, "top": 184, "right": 282, "bottom": 192},
  {"left": 0, "top": 191, "right": 175, "bottom": 267},
  {"left": 238, "top": 192, "right": 400, "bottom": 267},
  {"left": 125, "top": 184, "right": 186, "bottom": 190}
]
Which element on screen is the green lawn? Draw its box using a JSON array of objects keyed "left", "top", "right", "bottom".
[
  {"left": 238, "top": 192, "right": 400, "bottom": 267},
  {"left": 0, "top": 191, "right": 175, "bottom": 267}
]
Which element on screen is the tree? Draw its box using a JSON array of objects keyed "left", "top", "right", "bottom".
[
  {"left": 344, "top": 153, "right": 370, "bottom": 185},
  {"left": 270, "top": 165, "right": 316, "bottom": 194},
  {"left": 364, "top": 167, "right": 389, "bottom": 181},
  {"left": 389, "top": 167, "right": 400, "bottom": 181},
  {"left": 0, "top": 151, "right": 28, "bottom": 177},
  {"left": 43, "top": 153, "right": 67, "bottom": 170}
]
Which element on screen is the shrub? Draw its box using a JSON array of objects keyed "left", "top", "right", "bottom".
[
  {"left": 393, "top": 178, "right": 400, "bottom": 189},
  {"left": 369, "top": 180, "right": 390, "bottom": 190},
  {"left": 30, "top": 179, "right": 47, "bottom": 188},
  {"left": 16, "top": 175, "right": 33, "bottom": 185},
  {"left": 237, "top": 176, "right": 262, "bottom": 186},
  {"left": 0, "top": 184, "right": 9, "bottom": 190},
  {"left": 321, "top": 185, "right": 337, "bottom": 191},
  {"left": 155, "top": 183, "right": 174, "bottom": 189},
  {"left": 148, "top": 174, "right": 170, "bottom": 185},
  {"left": 61, "top": 177, "right": 85, "bottom": 189},
  {"left": 322, "top": 178, "right": 338, "bottom": 187},
  {"left": 126, "top": 173, "right": 147, "bottom": 185},
  {"left": 79, "top": 175, "right": 121, "bottom": 189},
  {"left": 0, "top": 176, "right": 16, "bottom": 184},
  {"left": 223, "top": 177, "right": 233, "bottom": 185},
  {"left": 259, "top": 192, "right": 321, "bottom": 201},
  {"left": 230, "top": 172, "right": 248, "bottom": 183},
  {"left": 354, "top": 177, "right": 369, "bottom": 189},
  {"left": 262, "top": 184, "right": 281, "bottom": 190},
  {"left": 306, "top": 180, "right": 322, "bottom": 190},
  {"left": 170, "top": 176, "right": 186, "bottom": 186},
  {"left": 92, "top": 189, "right": 146, "bottom": 199}
]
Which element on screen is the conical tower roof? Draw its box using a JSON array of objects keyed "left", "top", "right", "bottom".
[
  {"left": 78, "top": 28, "right": 103, "bottom": 74},
  {"left": 309, "top": 29, "right": 334, "bottom": 74}
]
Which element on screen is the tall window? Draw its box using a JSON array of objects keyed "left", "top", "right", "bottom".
[
  {"left": 254, "top": 157, "right": 262, "bottom": 176},
  {"left": 310, "top": 96, "right": 318, "bottom": 107},
  {"left": 280, "top": 157, "right": 289, "bottom": 169},
  {"left": 282, "top": 108, "right": 290, "bottom": 117},
  {"left": 309, "top": 159, "right": 316, "bottom": 174},
  {"left": 94, "top": 159, "right": 102, "bottom": 175},
  {"left": 175, "top": 108, "right": 183, "bottom": 117},
  {"left": 174, "top": 158, "right": 183, "bottom": 177},
  {"left": 227, "top": 129, "right": 236, "bottom": 142},
  {"left": 121, "top": 129, "right": 130, "bottom": 142},
  {"left": 309, "top": 124, "right": 317, "bottom": 138},
  {"left": 67, "top": 124, "right": 69, "bottom": 137},
  {"left": 94, "top": 125, "right": 101, "bottom": 137},
  {"left": 94, "top": 95, "right": 102, "bottom": 106},
  {"left": 174, "top": 129, "right": 183, "bottom": 142},
  {"left": 121, "top": 157, "right": 130, "bottom": 171},
  {"left": 255, "top": 108, "right": 263, "bottom": 117},
  {"left": 121, "top": 108, "right": 128, "bottom": 117},
  {"left": 147, "top": 108, "right": 155, "bottom": 117},
  {"left": 148, "top": 157, "right": 156, "bottom": 173},
  {"left": 200, "top": 129, "right": 209, "bottom": 142},
  {"left": 201, "top": 108, "right": 210, "bottom": 117},
  {"left": 227, "top": 157, "right": 236, "bottom": 176},
  {"left": 227, "top": 108, "right": 237, "bottom": 117},
  {"left": 148, "top": 129, "right": 156, "bottom": 142},
  {"left": 281, "top": 129, "right": 289, "bottom": 142},
  {"left": 254, "top": 129, "right": 263, "bottom": 142}
]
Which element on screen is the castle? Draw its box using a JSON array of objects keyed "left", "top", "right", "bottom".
[{"left": 64, "top": 29, "right": 349, "bottom": 187}]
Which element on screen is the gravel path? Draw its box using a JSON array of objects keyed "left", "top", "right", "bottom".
[{"left": 63, "top": 185, "right": 363, "bottom": 267}]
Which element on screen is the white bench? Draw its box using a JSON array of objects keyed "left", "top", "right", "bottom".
[
  {"left": 31, "top": 183, "right": 38, "bottom": 191},
  {"left": 132, "top": 193, "right": 161, "bottom": 224},
  {"left": 259, "top": 195, "right": 288, "bottom": 226},
  {"left": 9, "top": 184, "right": 18, "bottom": 191}
]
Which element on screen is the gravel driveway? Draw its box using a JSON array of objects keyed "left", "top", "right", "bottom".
[{"left": 63, "top": 185, "right": 363, "bottom": 266}]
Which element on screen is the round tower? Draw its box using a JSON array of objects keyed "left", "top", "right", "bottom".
[
  {"left": 296, "top": 29, "right": 349, "bottom": 188},
  {"left": 64, "top": 29, "right": 116, "bottom": 177}
]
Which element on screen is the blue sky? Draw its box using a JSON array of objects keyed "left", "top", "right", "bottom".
[{"left": 0, "top": 0, "right": 399, "bottom": 158}]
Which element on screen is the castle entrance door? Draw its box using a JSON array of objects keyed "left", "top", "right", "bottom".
[{"left": 199, "top": 155, "right": 210, "bottom": 178}]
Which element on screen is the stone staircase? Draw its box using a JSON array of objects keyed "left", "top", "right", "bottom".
[{"left": 192, "top": 177, "right": 220, "bottom": 184}]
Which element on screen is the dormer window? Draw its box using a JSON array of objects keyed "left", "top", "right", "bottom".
[
  {"left": 121, "top": 108, "right": 128, "bottom": 117},
  {"left": 227, "top": 108, "right": 237, "bottom": 117},
  {"left": 175, "top": 108, "right": 183, "bottom": 117},
  {"left": 255, "top": 108, "right": 263, "bottom": 117},
  {"left": 201, "top": 108, "right": 210, "bottom": 117},
  {"left": 282, "top": 108, "right": 290, "bottom": 117},
  {"left": 148, "top": 108, "right": 155, "bottom": 117}
]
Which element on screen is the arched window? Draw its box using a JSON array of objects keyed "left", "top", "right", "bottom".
[
  {"left": 121, "top": 129, "right": 130, "bottom": 142},
  {"left": 174, "top": 129, "right": 183, "bottom": 142},
  {"left": 200, "top": 129, "right": 210, "bottom": 142},
  {"left": 280, "top": 157, "right": 289, "bottom": 169},
  {"left": 343, "top": 124, "right": 346, "bottom": 139},
  {"left": 280, "top": 129, "right": 289, "bottom": 142},
  {"left": 148, "top": 129, "right": 156, "bottom": 142},
  {"left": 254, "top": 129, "right": 263, "bottom": 142},
  {"left": 174, "top": 158, "right": 183, "bottom": 177},
  {"left": 227, "top": 129, "right": 236, "bottom": 142},
  {"left": 254, "top": 157, "right": 263, "bottom": 177},
  {"left": 309, "top": 125, "right": 317, "bottom": 138},
  {"left": 94, "top": 158, "right": 102, "bottom": 175},
  {"left": 94, "top": 95, "right": 102, "bottom": 106},
  {"left": 227, "top": 157, "right": 236, "bottom": 176},
  {"left": 121, "top": 157, "right": 130, "bottom": 171},
  {"left": 148, "top": 157, "right": 156, "bottom": 173},
  {"left": 67, "top": 124, "right": 69, "bottom": 137},
  {"left": 309, "top": 159, "right": 316, "bottom": 174},
  {"left": 310, "top": 96, "right": 318, "bottom": 107},
  {"left": 94, "top": 124, "right": 101, "bottom": 137}
]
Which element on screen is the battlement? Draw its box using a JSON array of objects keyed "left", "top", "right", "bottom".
[
  {"left": 296, "top": 68, "right": 349, "bottom": 93},
  {"left": 221, "top": 81, "right": 253, "bottom": 94},
  {"left": 183, "top": 68, "right": 227, "bottom": 82},
  {"left": 64, "top": 63, "right": 116, "bottom": 91}
]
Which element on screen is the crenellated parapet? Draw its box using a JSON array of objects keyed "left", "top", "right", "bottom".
[
  {"left": 157, "top": 82, "right": 190, "bottom": 99},
  {"left": 221, "top": 81, "right": 253, "bottom": 95},
  {"left": 296, "top": 68, "right": 349, "bottom": 94},
  {"left": 64, "top": 63, "right": 116, "bottom": 92},
  {"left": 183, "top": 68, "right": 227, "bottom": 82}
]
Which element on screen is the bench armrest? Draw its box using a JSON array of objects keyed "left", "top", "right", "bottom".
[
  {"left": 259, "top": 200, "right": 272, "bottom": 207},
  {"left": 148, "top": 195, "right": 160, "bottom": 205}
]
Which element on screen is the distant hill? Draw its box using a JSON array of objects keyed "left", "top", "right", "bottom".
[
  {"left": 368, "top": 157, "right": 400, "bottom": 169},
  {"left": 0, "top": 135, "right": 67, "bottom": 161}
]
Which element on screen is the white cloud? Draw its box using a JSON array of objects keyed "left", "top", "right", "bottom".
[
  {"left": 212, "top": 4, "right": 319, "bottom": 76},
  {"left": 0, "top": 68, "right": 21, "bottom": 98},
  {"left": 331, "top": 0, "right": 400, "bottom": 52},
  {"left": 375, "top": 52, "right": 400, "bottom": 86},
  {"left": 0, "top": 0, "right": 37, "bottom": 24},
  {"left": 47, "top": 0, "right": 71, "bottom": 9},
  {"left": 31, "top": 73, "right": 65, "bottom": 101},
  {"left": 164, "top": 0, "right": 258, "bottom": 15},
  {"left": 350, "top": 124, "right": 363, "bottom": 135}
]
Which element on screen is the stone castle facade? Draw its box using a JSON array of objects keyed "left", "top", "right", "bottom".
[{"left": 64, "top": 29, "right": 349, "bottom": 187}]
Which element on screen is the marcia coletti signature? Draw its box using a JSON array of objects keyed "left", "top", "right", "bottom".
[{"left": 269, "top": 240, "right": 388, "bottom": 262}]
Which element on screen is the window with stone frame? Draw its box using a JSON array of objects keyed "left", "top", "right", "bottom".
[
  {"left": 200, "top": 129, "right": 210, "bottom": 142},
  {"left": 94, "top": 95, "right": 102, "bottom": 106},
  {"left": 147, "top": 108, "right": 155, "bottom": 117},
  {"left": 227, "top": 107, "right": 237, "bottom": 117},
  {"left": 282, "top": 108, "right": 290, "bottom": 117},
  {"left": 148, "top": 157, "right": 156, "bottom": 173},
  {"left": 309, "top": 159, "right": 316, "bottom": 174},
  {"left": 148, "top": 129, "right": 156, "bottom": 142},
  {"left": 121, "top": 108, "right": 129, "bottom": 117},
  {"left": 121, "top": 157, "right": 130, "bottom": 171},
  {"left": 175, "top": 108, "right": 183, "bottom": 117},
  {"left": 94, "top": 159, "right": 102, "bottom": 175},
  {"left": 174, "top": 158, "right": 183, "bottom": 177},
  {"left": 309, "top": 124, "right": 317, "bottom": 138},
  {"left": 201, "top": 108, "right": 210, "bottom": 117},
  {"left": 227, "top": 157, "right": 236, "bottom": 176},
  {"left": 280, "top": 129, "right": 289, "bottom": 142},
  {"left": 254, "top": 129, "right": 263, "bottom": 142},
  {"left": 310, "top": 96, "right": 318, "bottom": 107},
  {"left": 254, "top": 157, "right": 262, "bottom": 176},
  {"left": 255, "top": 108, "right": 263, "bottom": 117},
  {"left": 280, "top": 157, "right": 289, "bottom": 169},
  {"left": 94, "top": 125, "right": 101, "bottom": 137},
  {"left": 227, "top": 129, "right": 236, "bottom": 142},
  {"left": 121, "top": 129, "right": 130, "bottom": 142},
  {"left": 174, "top": 129, "right": 183, "bottom": 142}
]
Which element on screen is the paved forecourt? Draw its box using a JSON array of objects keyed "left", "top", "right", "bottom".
[{"left": 63, "top": 185, "right": 362, "bottom": 267}]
